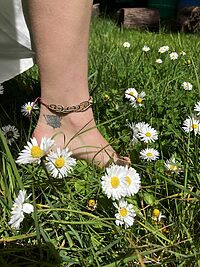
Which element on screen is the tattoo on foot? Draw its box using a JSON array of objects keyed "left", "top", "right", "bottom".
[{"left": 44, "top": 115, "right": 62, "bottom": 129}]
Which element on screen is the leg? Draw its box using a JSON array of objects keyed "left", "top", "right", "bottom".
[{"left": 27, "top": 0, "right": 128, "bottom": 166}]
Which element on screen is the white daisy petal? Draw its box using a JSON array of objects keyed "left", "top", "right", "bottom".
[
  {"left": 182, "top": 116, "right": 200, "bottom": 135},
  {"left": 152, "top": 209, "right": 166, "bottom": 222},
  {"left": 156, "top": 59, "right": 163, "bottom": 64},
  {"left": 138, "top": 124, "right": 158, "bottom": 143},
  {"left": 40, "top": 137, "right": 55, "bottom": 153},
  {"left": 164, "top": 157, "right": 183, "bottom": 174},
  {"left": 114, "top": 199, "right": 136, "bottom": 228},
  {"left": 0, "top": 84, "right": 4, "bottom": 94},
  {"left": 115, "top": 219, "right": 121, "bottom": 226},
  {"left": 123, "top": 166, "right": 141, "bottom": 196},
  {"left": 194, "top": 102, "right": 200, "bottom": 116},
  {"left": 130, "top": 92, "right": 146, "bottom": 108},
  {"left": 142, "top": 45, "right": 150, "bottom": 52},
  {"left": 123, "top": 42, "right": 131, "bottom": 48},
  {"left": 129, "top": 123, "right": 140, "bottom": 144},
  {"left": 158, "top": 46, "right": 169, "bottom": 53},
  {"left": 16, "top": 137, "right": 54, "bottom": 165},
  {"left": 140, "top": 148, "right": 160, "bottom": 162},
  {"left": 46, "top": 147, "right": 76, "bottom": 178},
  {"left": 101, "top": 165, "right": 127, "bottom": 200},
  {"left": 181, "top": 82, "right": 193, "bottom": 91},
  {"left": 124, "top": 216, "right": 134, "bottom": 225},
  {"left": 180, "top": 51, "right": 186, "bottom": 56},
  {"left": 15, "top": 190, "right": 26, "bottom": 205},
  {"left": 9, "top": 212, "right": 24, "bottom": 229},
  {"left": 170, "top": 52, "right": 178, "bottom": 60},
  {"left": 129, "top": 121, "right": 150, "bottom": 144},
  {"left": 21, "top": 101, "right": 38, "bottom": 117},
  {"left": 8, "top": 190, "right": 33, "bottom": 229},
  {"left": 125, "top": 88, "right": 138, "bottom": 100},
  {"left": 22, "top": 203, "right": 34, "bottom": 214}
]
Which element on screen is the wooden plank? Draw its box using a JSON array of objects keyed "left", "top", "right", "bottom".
[{"left": 118, "top": 8, "right": 160, "bottom": 29}]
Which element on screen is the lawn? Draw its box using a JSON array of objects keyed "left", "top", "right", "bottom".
[{"left": 0, "top": 17, "right": 200, "bottom": 266}]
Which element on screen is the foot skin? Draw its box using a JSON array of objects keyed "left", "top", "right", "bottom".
[{"left": 33, "top": 106, "right": 130, "bottom": 167}]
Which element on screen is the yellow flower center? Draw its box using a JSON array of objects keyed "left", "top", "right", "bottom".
[
  {"left": 31, "top": 146, "right": 44, "bottom": 158},
  {"left": 120, "top": 208, "right": 128, "bottom": 217},
  {"left": 104, "top": 94, "right": 110, "bottom": 101},
  {"left": 192, "top": 124, "right": 198, "bottom": 129},
  {"left": 152, "top": 209, "right": 160, "bottom": 218},
  {"left": 111, "top": 176, "right": 120, "bottom": 188},
  {"left": 136, "top": 97, "right": 143, "bottom": 104},
  {"left": 55, "top": 157, "right": 65, "bottom": 168},
  {"left": 26, "top": 106, "right": 31, "bottom": 111},
  {"left": 145, "top": 132, "right": 152, "bottom": 137},
  {"left": 125, "top": 176, "right": 132, "bottom": 186},
  {"left": 147, "top": 152, "right": 153, "bottom": 157},
  {"left": 6, "top": 131, "right": 14, "bottom": 139},
  {"left": 170, "top": 165, "right": 178, "bottom": 171},
  {"left": 129, "top": 92, "right": 134, "bottom": 96},
  {"left": 88, "top": 199, "right": 96, "bottom": 207}
]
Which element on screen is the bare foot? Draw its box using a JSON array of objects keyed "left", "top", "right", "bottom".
[{"left": 33, "top": 105, "right": 130, "bottom": 167}]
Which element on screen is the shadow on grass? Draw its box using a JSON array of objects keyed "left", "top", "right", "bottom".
[{"left": 0, "top": 242, "right": 61, "bottom": 267}]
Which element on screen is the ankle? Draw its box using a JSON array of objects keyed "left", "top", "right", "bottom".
[
  {"left": 66, "top": 109, "right": 95, "bottom": 128},
  {"left": 39, "top": 103, "right": 95, "bottom": 130},
  {"left": 40, "top": 84, "right": 90, "bottom": 107}
]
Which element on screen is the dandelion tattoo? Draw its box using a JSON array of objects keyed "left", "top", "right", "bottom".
[{"left": 44, "top": 115, "right": 62, "bottom": 129}]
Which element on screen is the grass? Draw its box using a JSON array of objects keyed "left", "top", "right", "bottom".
[{"left": 0, "top": 17, "right": 200, "bottom": 266}]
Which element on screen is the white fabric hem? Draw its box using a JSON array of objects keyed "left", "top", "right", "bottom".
[{"left": 0, "top": 0, "right": 34, "bottom": 84}]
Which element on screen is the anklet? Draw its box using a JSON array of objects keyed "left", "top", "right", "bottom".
[
  {"left": 32, "top": 96, "right": 93, "bottom": 115},
  {"left": 41, "top": 97, "right": 93, "bottom": 114}
]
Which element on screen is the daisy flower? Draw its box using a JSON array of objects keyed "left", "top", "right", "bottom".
[
  {"left": 125, "top": 88, "right": 138, "bottom": 100},
  {"left": 21, "top": 101, "right": 38, "bottom": 117},
  {"left": 124, "top": 166, "right": 141, "bottom": 196},
  {"left": 2, "top": 125, "right": 20, "bottom": 145},
  {"left": 8, "top": 190, "right": 34, "bottom": 229},
  {"left": 46, "top": 147, "right": 76, "bottom": 178},
  {"left": 0, "top": 84, "right": 4, "bottom": 94},
  {"left": 101, "top": 165, "right": 127, "bottom": 200},
  {"left": 130, "top": 122, "right": 149, "bottom": 132},
  {"left": 104, "top": 94, "right": 110, "bottom": 102},
  {"left": 130, "top": 91, "right": 146, "bottom": 108},
  {"left": 156, "top": 59, "right": 163, "bottom": 64},
  {"left": 152, "top": 208, "right": 165, "bottom": 222},
  {"left": 129, "top": 123, "right": 140, "bottom": 144},
  {"left": 194, "top": 102, "right": 200, "bottom": 115},
  {"left": 114, "top": 199, "right": 136, "bottom": 228},
  {"left": 142, "top": 45, "right": 150, "bottom": 52},
  {"left": 87, "top": 199, "right": 97, "bottom": 211},
  {"left": 125, "top": 87, "right": 146, "bottom": 108},
  {"left": 182, "top": 116, "right": 200, "bottom": 135},
  {"left": 180, "top": 51, "right": 186, "bottom": 56},
  {"left": 129, "top": 122, "right": 149, "bottom": 144},
  {"left": 181, "top": 82, "right": 192, "bottom": 91},
  {"left": 140, "top": 148, "right": 160, "bottom": 162},
  {"left": 169, "top": 52, "right": 178, "bottom": 60},
  {"left": 138, "top": 124, "right": 158, "bottom": 143},
  {"left": 123, "top": 42, "right": 131, "bottom": 48},
  {"left": 158, "top": 46, "right": 169, "bottom": 53},
  {"left": 16, "top": 137, "right": 54, "bottom": 165},
  {"left": 165, "top": 157, "right": 182, "bottom": 174}
]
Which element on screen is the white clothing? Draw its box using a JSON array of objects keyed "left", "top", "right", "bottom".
[{"left": 0, "top": 0, "right": 34, "bottom": 83}]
